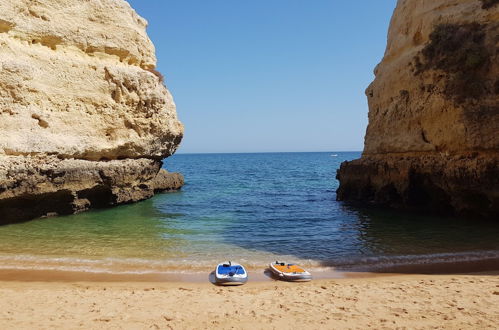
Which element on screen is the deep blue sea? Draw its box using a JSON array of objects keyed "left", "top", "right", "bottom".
[{"left": 1, "top": 152, "right": 499, "bottom": 275}]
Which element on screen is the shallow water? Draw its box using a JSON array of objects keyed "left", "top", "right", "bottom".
[{"left": 1, "top": 152, "right": 498, "bottom": 275}]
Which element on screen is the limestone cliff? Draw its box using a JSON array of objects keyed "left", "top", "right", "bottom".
[
  {"left": 337, "top": 0, "right": 498, "bottom": 218},
  {"left": 0, "top": 0, "right": 184, "bottom": 224}
]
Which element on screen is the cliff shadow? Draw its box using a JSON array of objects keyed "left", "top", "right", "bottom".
[{"left": 220, "top": 201, "right": 499, "bottom": 275}]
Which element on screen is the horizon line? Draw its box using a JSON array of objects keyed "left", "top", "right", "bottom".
[{"left": 173, "top": 150, "right": 363, "bottom": 155}]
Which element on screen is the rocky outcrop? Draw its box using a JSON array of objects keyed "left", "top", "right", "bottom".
[
  {"left": 0, "top": 0, "right": 183, "bottom": 224},
  {"left": 337, "top": 0, "right": 498, "bottom": 218}
]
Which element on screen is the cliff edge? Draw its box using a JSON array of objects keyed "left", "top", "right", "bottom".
[
  {"left": 337, "top": 0, "right": 498, "bottom": 218},
  {"left": 0, "top": 0, "right": 184, "bottom": 224}
]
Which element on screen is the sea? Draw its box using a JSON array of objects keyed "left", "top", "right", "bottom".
[{"left": 1, "top": 152, "right": 499, "bottom": 278}]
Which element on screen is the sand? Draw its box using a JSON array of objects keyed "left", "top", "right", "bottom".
[{"left": 1, "top": 274, "right": 498, "bottom": 329}]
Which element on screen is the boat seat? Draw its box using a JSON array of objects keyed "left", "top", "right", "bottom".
[{"left": 217, "top": 265, "right": 245, "bottom": 275}]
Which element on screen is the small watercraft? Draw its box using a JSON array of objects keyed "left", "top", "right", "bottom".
[
  {"left": 214, "top": 261, "right": 248, "bottom": 285},
  {"left": 269, "top": 261, "right": 312, "bottom": 282}
]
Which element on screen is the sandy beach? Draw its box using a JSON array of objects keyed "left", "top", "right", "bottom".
[{"left": 1, "top": 273, "right": 498, "bottom": 329}]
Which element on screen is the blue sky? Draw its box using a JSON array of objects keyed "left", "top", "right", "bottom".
[{"left": 127, "top": 0, "right": 397, "bottom": 153}]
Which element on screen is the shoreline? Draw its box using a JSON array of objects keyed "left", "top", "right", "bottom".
[
  {"left": 1, "top": 255, "right": 499, "bottom": 283},
  {"left": 0, "top": 268, "right": 369, "bottom": 283},
  {"left": 1, "top": 267, "right": 498, "bottom": 284}
]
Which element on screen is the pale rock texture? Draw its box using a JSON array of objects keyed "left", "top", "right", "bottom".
[
  {"left": 0, "top": 0, "right": 184, "bottom": 224},
  {"left": 337, "top": 0, "right": 498, "bottom": 218}
]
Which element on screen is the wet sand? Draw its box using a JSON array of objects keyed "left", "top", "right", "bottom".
[
  {"left": 1, "top": 273, "right": 498, "bottom": 329},
  {"left": 2, "top": 255, "right": 499, "bottom": 283},
  {"left": 0, "top": 267, "right": 350, "bottom": 282}
]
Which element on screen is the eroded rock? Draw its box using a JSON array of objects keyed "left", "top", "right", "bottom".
[
  {"left": 337, "top": 0, "right": 498, "bottom": 218},
  {"left": 0, "top": 0, "right": 183, "bottom": 224}
]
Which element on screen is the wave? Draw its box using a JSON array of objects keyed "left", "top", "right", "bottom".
[
  {"left": 0, "top": 254, "right": 323, "bottom": 275},
  {"left": 1, "top": 250, "right": 499, "bottom": 275},
  {"left": 327, "top": 250, "right": 499, "bottom": 272}
]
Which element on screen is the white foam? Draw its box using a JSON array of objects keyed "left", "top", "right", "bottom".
[{"left": 1, "top": 250, "right": 498, "bottom": 275}]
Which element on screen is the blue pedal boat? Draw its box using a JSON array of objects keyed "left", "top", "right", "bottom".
[{"left": 214, "top": 261, "right": 248, "bottom": 285}]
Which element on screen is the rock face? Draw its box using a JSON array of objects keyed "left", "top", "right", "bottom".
[
  {"left": 0, "top": 0, "right": 184, "bottom": 224},
  {"left": 337, "top": 0, "right": 498, "bottom": 218}
]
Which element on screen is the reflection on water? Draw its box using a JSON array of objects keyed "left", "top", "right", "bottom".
[
  {"left": 0, "top": 152, "right": 498, "bottom": 274},
  {"left": 351, "top": 206, "right": 499, "bottom": 255}
]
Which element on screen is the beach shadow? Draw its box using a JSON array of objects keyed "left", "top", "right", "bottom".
[
  {"left": 208, "top": 271, "right": 219, "bottom": 286},
  {"left": 263, "top": 268, "right": 279, "bottom": 281},
  {"left": 315, "top": 205, "right": 499, "bottom": 276}
]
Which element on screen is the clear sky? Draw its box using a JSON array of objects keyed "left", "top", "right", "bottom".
[{"left": 127, "top": 0, "right": 398, "bottom": 153}]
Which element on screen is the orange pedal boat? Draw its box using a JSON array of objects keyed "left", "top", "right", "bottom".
[{"left": 269, "top": 261, "right": 312, "bottom": 282}]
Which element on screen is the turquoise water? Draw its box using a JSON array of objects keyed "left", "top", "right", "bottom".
[{"left": 1, "top": 152, "right": 499, "bottom": 274}]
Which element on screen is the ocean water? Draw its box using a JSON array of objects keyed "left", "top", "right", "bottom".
[{"left": 1, "top": 152, "right": 499, "bottom": 275}]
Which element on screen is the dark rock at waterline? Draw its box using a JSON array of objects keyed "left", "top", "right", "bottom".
[
  {"left": 336, "top": 154, "right": 499, "bottom": 219},
  {"left": 152, "top": 169, "right": 184, "bottom": 193},
  {"left": 0, "top": 156, "right": 183, "bottom": 225}
]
